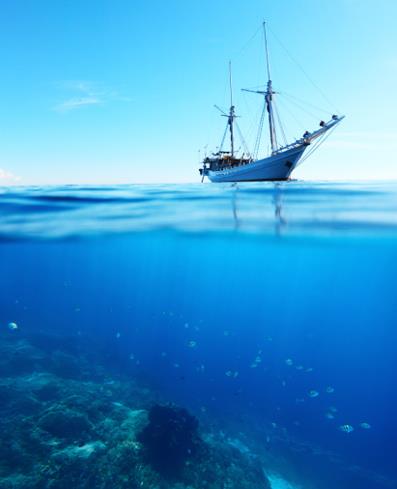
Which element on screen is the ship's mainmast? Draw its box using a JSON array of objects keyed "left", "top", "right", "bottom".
[
  {"left": 242, "top": 21, "right": 278, "bottom": 156},
  {"left": 263, "top": 22, "right": 277, "bottom": 154},
  {"left": 228, "top": 61, "right": 235, "bottom": 157}
]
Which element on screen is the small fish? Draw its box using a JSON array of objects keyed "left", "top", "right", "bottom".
[
  {"left": 225, "top": 370, "right": 239, "bottom": 378},
  {"left": 285, "top": 358, "right": 293, "bottom": 366},
  {"left": 188, "top": 340, "right": 197, "bottom": 348},
  {"left": 308, "top": 390, "right": 319, "bottom": 398},
  {"left": 339, "top": 424, "right": 354, "bottom": 433},
  {"left": 326, "top": 386, "right": 335, "bottom": 393},
  {"left": 115, "top": 332, "right": 121, "bottom": 339},
  {"left": 305, "top": 367, "right": 314, "bottom": 372},
  {"left": 295, "top": 365, "right": 304, "bottom": 371},
  {"left": 325, "top": 412, "right": 335, "bottom": 420},
  {"left": 7, "top": 322, "right": 18, "bottom": 331},
  {"left": 250, "top": 363, "right": 258, "bottom": 368},
  {"left": 129, "top": 353, "right": 135, "bottom": 360},
  {"left": 255, "top": 356, "right": 262, "bottom": 363},
  {"left": 360, "top": 422, "right": 371, "bottom": 429},
  {"left": 328, "top": 406, "right": 338, "bottom": 413}
]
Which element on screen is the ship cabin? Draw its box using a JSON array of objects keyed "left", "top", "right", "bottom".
[{"left": 203, "top": 152, "right": 252, "bottom": 172}]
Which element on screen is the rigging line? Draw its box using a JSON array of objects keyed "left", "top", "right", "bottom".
[
  {"left": 279, "top": 92, "right": 330, "bottom": 118},
  {"left": 297, "top": 141, "right": 321, "bottom": 165},
  {"left": 297, "top": 126, "right": 337, "bottom": 166},
  {"left": 233, "top": 24, "right": 262, "bottom": 60},
  {"left": 241, "top": 91, "right": 263, "bottom": 152},
  {"left": 278, "top": 94, "right": 324, "bottom": 121},
  {"left": 295, "top": 141, "right": 321, "bottom": 167},
  {"left": 235, "top": 121, "right": 251, "bottom": 157},
  {"left": 299, "top": 133, "right": 328, "bottom": 162},
  {"left": 254, "top": 105, "right": 266, "bottom": 158},
  {"left": 276, "top": 96, "right": 306, "bottom": 133},
  {"left": 219, "top": 123, "right": 229, "bottom": 152},
  {"left": 268, "top": 26, "right": 340, "bottom": 114},
  {"left": 246, "top": 112, "right": 262, "bottom": 151},
  {"left": 254, "top": 103, "right": 267, "bottom": 159},
  {"left": 273, "top": 100, "right": 288, "bottom": 146}
]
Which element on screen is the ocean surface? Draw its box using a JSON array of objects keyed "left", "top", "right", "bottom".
[{"left": 1, "top": 181, "right": 397, "bottom": 489}]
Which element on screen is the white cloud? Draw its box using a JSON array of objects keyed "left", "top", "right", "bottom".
[
  {"left": 324, "top": 130, "right": 397, "bottom": 151},
  {"left": 53, "top": 80, "right": 131, "bottom": 113},
  {"left": 61, "top": 80, "right": 93, "bottom": 92},
  {"left": 54, "top": 96, "right": 101, "bottom": 113},
  {"left": 0, "top": 168, "right": 20, "bottom": 183},
  {"left": 337, "top": 130, "right": 397, "bottom": 141},
  {"left": 324, "top": 140, "right": 375, "bottom": 150}
]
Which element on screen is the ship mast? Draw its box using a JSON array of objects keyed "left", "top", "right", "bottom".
[
  {"left": 228, "top": 60, "right": 235, "bottom": 157},
  {"left": 263, "top": 22, "right": 277, "bottom": 154},
  {"left": 242, "top": 22, "right": 278, "bottom": 156}
]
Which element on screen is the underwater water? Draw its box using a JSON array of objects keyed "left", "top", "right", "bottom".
[{"left": 1, "top": 182, "right": 397, "bottom": 489}]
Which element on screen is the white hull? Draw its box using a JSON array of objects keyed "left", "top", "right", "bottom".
[{"left": 207, "top": 145, "right": 307, "bottom": 183}]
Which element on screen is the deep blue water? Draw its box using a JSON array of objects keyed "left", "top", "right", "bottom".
[{"left": 1, "top": 182, "right": 397, "bottom": 488}]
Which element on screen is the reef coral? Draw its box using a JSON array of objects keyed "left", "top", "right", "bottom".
[{"left": 0, "top": 332, "right": 270, "bottom": 489}]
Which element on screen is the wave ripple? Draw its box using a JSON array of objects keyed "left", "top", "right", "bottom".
[{"left": 0, "top": 182, "right": 397, "bottom": 240}]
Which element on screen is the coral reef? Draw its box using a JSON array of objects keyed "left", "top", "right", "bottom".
[{"left": 0, "top": 333, "right": 270, "bottom": 489}]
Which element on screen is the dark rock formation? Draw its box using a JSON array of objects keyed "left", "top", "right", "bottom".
[{"left": 137, "top": 404, "right": 200, "bottom": 477}]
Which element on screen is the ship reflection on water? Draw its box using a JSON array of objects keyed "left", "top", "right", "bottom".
[
  {"left": 231, "top": 183, "right": 287, "bottom": 235},
  {"left": 273, "top": 184, "right": 287, "bottom": 236}
]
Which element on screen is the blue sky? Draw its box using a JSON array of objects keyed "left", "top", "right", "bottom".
[{"left": 0, "top": 0, "right": 396, "bottom": 185}]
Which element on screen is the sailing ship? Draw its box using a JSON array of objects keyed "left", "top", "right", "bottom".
[{"left": 199, "top": 23, "right": 344, "bottom": 183}]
